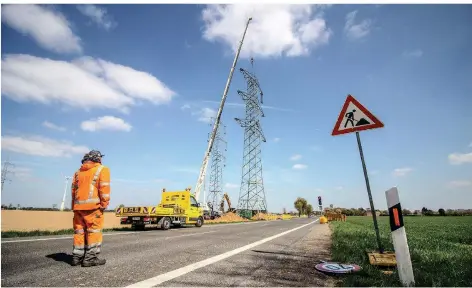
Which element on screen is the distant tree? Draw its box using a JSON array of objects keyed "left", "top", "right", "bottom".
[
  {"left": 438, "top": 208, "right": 446, "bottom": 216},
  {"left": 413, "top": 210, "right": 419, "bottom": 215},
  {"left": 421, "top": 207, "right": 428, "bottom": 215},
  {"left": 306, "top": 204, "right": 313, "bottom": 216},
  {"left": 119, "top": 204, "right": 125, "bottom": 208},
  {"left": 402, "top": 209, "right": 411, "bottom": 215},
  {"left": 294, "top": 197, "right": 308, "bottom": 216}
]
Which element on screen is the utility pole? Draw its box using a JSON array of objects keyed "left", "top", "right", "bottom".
[
  {"left": 1, "top": 159, "right": 15, "bottom": 193},
  {"left": 60, "top": 176, "right": 72, "bottom": 211}
]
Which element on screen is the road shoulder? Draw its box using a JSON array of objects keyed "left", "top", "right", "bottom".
[{"left": 160, "top": 220, "right": 339, "bottom": 287}]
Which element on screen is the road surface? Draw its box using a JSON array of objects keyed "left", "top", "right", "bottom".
[{"left": 2, "top": 217, "right": 333, "bottom": 287}]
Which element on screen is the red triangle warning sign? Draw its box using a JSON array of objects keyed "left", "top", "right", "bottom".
[{"left": 331, "top": 95, "right": 384, "bottom": 136}]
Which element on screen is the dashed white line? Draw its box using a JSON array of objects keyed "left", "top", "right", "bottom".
[
  {"left": 1, "top": 231, "right": 139, "bottom": 243},
  {"left": 126, "top": 219, "right": 319, "bottom": 287}
]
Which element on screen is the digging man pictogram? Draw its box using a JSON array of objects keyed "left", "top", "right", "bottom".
[{"left": 344, "top": 109, "right": 356, "bottom": 128}]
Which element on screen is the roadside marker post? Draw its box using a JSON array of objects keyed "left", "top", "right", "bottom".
[
  {"left": 386, "top": 187, "right": 415, "bottom": 287},
  {"left": 331, "top": 94, "right": 385, "bottom": 253}
]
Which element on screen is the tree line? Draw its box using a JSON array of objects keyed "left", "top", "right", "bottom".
[
  {"left": 329, "top": 206, "right": 472, "bottom": 216},
  {"left": 293, "top": 197, "right": 314, "bottom": 216}
]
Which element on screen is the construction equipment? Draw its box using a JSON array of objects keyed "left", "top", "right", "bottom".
[
  {"left": 219, "top": 193, "right": 236, "bottom": 213},
  {"left": 192, "top": 17, "right": 253, "bottom": 210},
  {"left": 115, "top": 188, "right": 204, "bottom": 230},
  {"left": 203, "top": 201, "right": 221, "bottom": 220}
]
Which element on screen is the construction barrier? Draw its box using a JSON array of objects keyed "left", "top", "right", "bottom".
[{"left": 325, "top": 212, "right": 347, "bottom": 222}]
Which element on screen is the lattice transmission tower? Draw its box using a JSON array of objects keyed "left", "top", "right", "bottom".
[
  {"left": 1, "top": 159, "right": 15, "bottom": 193},
  {"left": 206, "top": 118, "right": 227, "bottom": 211},
  {"left": 235, "top": 58, "right": 267, "bottom": 218}
]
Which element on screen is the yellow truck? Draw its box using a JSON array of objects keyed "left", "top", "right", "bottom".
[{"left": 115, "top": 188, "right": 204, "bottom": 230}]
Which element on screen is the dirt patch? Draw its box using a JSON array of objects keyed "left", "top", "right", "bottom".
[
  {"left": 1, "top": 210, "right": 124, "bottom": 232},
  {"left": 206, "top": 212, "right": 249, "bottom": 223}
]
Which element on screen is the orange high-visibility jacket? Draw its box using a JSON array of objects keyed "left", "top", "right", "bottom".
[{"left": 71, "top": 162, "right": 110, "bottom": 211}]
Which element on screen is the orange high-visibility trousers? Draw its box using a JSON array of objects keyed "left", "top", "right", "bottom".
[{"left": 72, "top": 209, "right": 103, "bottom": 258}]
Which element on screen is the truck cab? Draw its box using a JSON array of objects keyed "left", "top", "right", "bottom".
[{"left": 115, "top": 188, "right": 204, "bottom": 230}]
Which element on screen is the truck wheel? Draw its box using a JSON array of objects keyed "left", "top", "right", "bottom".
[
  {"left": 195, "top": 216, "right": 203, "bottom": 228},
  {"left": 161, "top": 217, "right": 171, "bottom": 230}
]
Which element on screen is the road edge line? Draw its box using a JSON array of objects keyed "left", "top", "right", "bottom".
[{"left": 126, "top": 218, "right": 320, "bottom": 287}]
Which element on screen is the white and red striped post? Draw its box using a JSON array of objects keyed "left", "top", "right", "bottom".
[{"left": 386, "top": 187, "right": 415, "bottom": 287}]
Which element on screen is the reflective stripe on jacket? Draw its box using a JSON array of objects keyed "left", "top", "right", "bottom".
[{"left": 71, "top": 162, "right": 111, "bottom": 211}]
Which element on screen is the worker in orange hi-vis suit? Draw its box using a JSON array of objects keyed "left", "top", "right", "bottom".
[{"left": 71, "top": 150, "right": 110, "bottom": 267}]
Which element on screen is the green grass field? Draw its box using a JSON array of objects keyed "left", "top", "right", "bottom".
[{"left": 330, "top": 216, "right": 472, "bottom": 287}]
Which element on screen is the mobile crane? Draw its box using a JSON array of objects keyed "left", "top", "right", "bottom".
[
  {"left": 115, "top": 17, "right": 253, "bottom": 230},
  {"left": 192, "top": 17, "right": 253, "bottom": 211}
]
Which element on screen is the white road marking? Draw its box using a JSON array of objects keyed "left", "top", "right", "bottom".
[
  {"left": 1, "top": 231, "right": 139, "bottom": 243},
  {"left": 1, "top": 218, "right": 295, "bottom": 244},
  {"left": 126, "top": 219, "right": 319, "bottom": 287}
]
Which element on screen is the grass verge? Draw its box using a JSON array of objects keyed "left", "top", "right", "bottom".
[{"left": 330, "top": 216, "right": 472, "bottom": 287}]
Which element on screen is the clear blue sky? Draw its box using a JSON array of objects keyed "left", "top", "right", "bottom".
[{"left": 1, "top": 4, "right": 471, "bottom": 212}]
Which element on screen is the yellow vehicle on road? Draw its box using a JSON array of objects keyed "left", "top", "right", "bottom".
[{"left": 115, "top": 188, "right": 204, "bottom": 230}]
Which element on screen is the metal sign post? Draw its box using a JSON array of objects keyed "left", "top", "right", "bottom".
[
  {"left": 331, "top": 94, "right": 385, "bottom": 253},
  {"left": 356, "top": 131, "right": 383, "bottom": 253}
]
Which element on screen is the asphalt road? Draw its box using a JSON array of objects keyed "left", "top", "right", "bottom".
[{"left": 2, "top": 217, "right": 332, "bottom": 287}]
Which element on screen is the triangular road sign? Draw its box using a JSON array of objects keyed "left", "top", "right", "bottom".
[{"left": 332, "top": 94, "right": 384, "bottom": 136}]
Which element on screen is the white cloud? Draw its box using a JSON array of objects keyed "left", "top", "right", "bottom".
[
  {"left": 42, "top": 121, "right": 66, "bottom": 132},
  {"left": 76, "top": 4, "right": 116, "bottom": 30},
  {"left": 273, "top": 137, "right": 281, "bottom": 143},
  {"left": 1, "top": 135, "right": 89, "bottom": 157},
  {"left": 448, "top": 180, "right": 472, "bottom": 188},
  {"left": 1, "top": 4, "right": 82, "bottom": 54},
  {"left": 81, "top": 116, "right": 132, "bottom": 132},
  {"left": 448, "top": 152, "right": 472, "bottom": 165},
  {"left": 344, "top": 10, "right": 372, "bottom": 40},
  {"left": 225, "top": 183, "right": 239, "bottom": 189},
  {"left": 193, "top": 107, "right": 217, "bottom": 123},
  {"left": 402, "top": 49, "right": 423, "bottom": 58},
  {"left": 392, "top": 167, "right": 413, "bottom": 177},
  {"left": 290, "top": 154, "right": 302, "bottom": 161},
  {"left": 292, "top": 164, "right": 307, "bottom": 170},
  {"left": 201, "top": 4, "right": 332, "bottom": 58},
  {"left": 1, "top": 54, "right": 176, "bottom": 113},
  {"left": 181, "top": 104, "right": 191, "bottom": 110}
]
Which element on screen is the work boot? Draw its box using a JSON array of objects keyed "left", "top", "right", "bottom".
[
  {"left": 81, "top": 258, "right": 106, "bottom": 267},
  {"left": 71, "top": 256, "right": 83, "bottom": 266}
]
